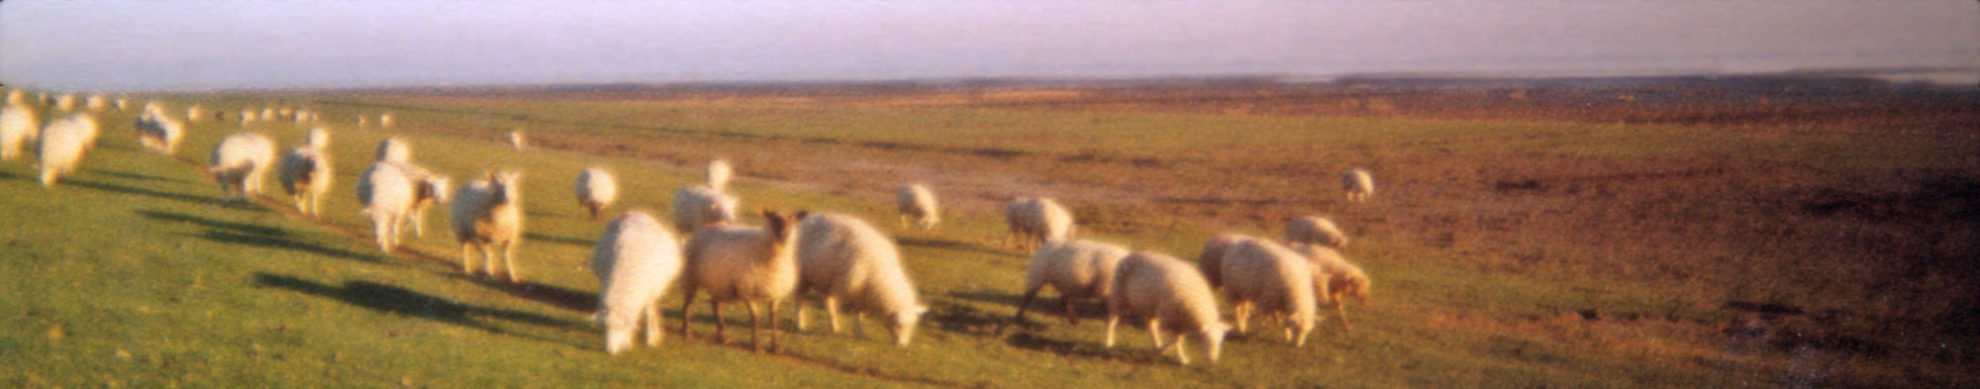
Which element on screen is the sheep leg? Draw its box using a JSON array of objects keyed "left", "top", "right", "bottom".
[
  {"left": 501, "top": 242, "right": 521, "bottom": 283},
  {"left": 1061, "top": 296, "right": 1080, "bottom": 325},
  {"left": 746, "top": 301, "right": 761, "bottom": 351},
  {"left": 410, "top": 209, "right": 426, "bottom": 237},
  {"left": 1171, "top": 333, "right": 1192, "bottom": 365},
  {"left": 711, "top": 299, "right": 727, "bottom": 344},
  {"left": 795, "top": 296, "right": 810, "bottom": 332},
  {"left": 1013, "top": 287, "right": 1043, "bottom": 323},
  {"left": 459, "top": 244, "right": 477, "bottom": 276},
  {"left": 768, "top": 300, "right": 782, "bottom": 353},
  {"left": 1233, "top": 302, "right": 1252, "bottom": 334},
  {"left": 644, "top": 301, "right": 663, "bottom": 347},
  {"left": 853, "top": 312, "right": 866, "bottom": 338},
  {"left": 826, "top": 296, "right": 843, "bottom": 334},
  {"left": 1104, "top": 315, "right": 1120, "bottom": 348},
  {"left": 1148, "top": 319, "right": 1166, "bottom": 349},
  {"left": 678, "top": 289, "right": 697, "bottom": 340},
  {"left": 1336, "top": 301, "right": 1354, "bottom": 332}
]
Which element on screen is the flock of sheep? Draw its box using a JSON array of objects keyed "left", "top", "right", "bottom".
[{"left": 0, "top": 88, "right": 1379, "bottom": 365}]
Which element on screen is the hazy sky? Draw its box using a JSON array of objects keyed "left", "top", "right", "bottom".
[{"left": 2, "top": 1, "right": 1975, "bottom": 91}]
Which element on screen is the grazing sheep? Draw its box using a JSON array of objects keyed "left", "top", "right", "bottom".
[
  {"left": 508, "top": 130, "right": 526, "bottom": 151},
  {"left": 357, "top": 162, "right": 416, "bottom": 252},
  {"left": 278, "top": 146, "right": 334, "bottom": 217},
  {"left": 113, "top": 98, "right": 129, "bottom": 111},
  {"left": 134, "top": 110, "right": 185, "bottom": 155},
  {"left": 792, "top": 212, "right": 927, "bottom": 346},
  {"left": 1003, "top": 197, "right": 1075, "bottom": 250},
  {"left": 896, "top": 183, "right": 940, "bottom": 230},
  {"left": 85, "top": 95, "right": 107, "bottom": 111},
  {"left": 394, "top": 163, "right": 452, "bottom": 238},
  {"left": 374, "top": 137, "right": 411, "bottom": 164},
  {"left": 1105, "top": 250, "right": 1230, "bottom": 365},
  {"left": 670, "top": 185, "right": 738, "bottom": 233},
  {"left": 679, "top": 210, "right": 801, "bottom": 351},
  {"left": 379, "top": 113, "right": 394, "bottom": 127},
  {"left": 1194, "top": 233, "right": 1246, "bottom": 290},
  {"left": 186, "top": 105, "right": 206, "bottom": 123},
  {"left": 1219, "top": 238, "right": 1319, "bottom": 347},
  {"left": 575, "top": 167, "right": 618, "bottom": 220},
  {"left": 706, "top": 158, "right": 732, "bottom": 192},
  {"left": 1014, "top": 239, "right": 1130, "bottom": 325},
  {"left": 451, "top": 171, "right": 526, "bottom": 282},
  {"left": 306, "top": 126, "right": 330, "bottom": 150},
  {"left": 261, "top": 107, "right": 276, "bottom": 121},
  {"left": 1285, "top": 216, "right": 1349, "bottom": 249},
  {"left": 1343, "top": 168, "right": 1375, "bottom": 202},
  {"left": 239, "top": 110, "right": 257, "bottom": 125},
  {"left": 207, "top": 132, "right": 276, "bottom": 199},
  {"left": 53, "top": 94, "right": 75, "bottom": 112},
  {"left": 1, "top": 104, "right": 39, "bottom": 161},
  {"left": 1288, "top": 244, "right": 1373, "bottom": 332},
  {"left": 591, "top": 210, "right": 685, "bottom": 355},
  {"left": 35, "top": 114, "right": 98, "bottom": 186}
]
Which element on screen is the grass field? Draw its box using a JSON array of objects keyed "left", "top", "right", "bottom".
[{"left": 2, "top": 84, "right": 1975, "bottom": 387}]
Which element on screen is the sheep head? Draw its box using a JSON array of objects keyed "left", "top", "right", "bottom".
[
  {"left": 888, "top": 304, "right": 928, "bottom": 347},
  {"left": 761, "top": 209, "right": 796, "bottom": 245}
]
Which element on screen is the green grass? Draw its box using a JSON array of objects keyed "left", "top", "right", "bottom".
[{"left": 2, "top": 89, "right": 1969, "bottom": 388}]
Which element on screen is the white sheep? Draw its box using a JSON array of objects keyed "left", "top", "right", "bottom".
[
  {"left": 278, "top": 146, "right": 334, "bottom": 217},
  {"left": 574, "top": 167, "right": 618, "bottom": 220},
  {"left": 1194, "top": 233, "right": 1245, "bottom": 290},
  {"left": 379, "top": 113, "right": 394, "bottom": 127},
  {"left": 792, "top": 212, "right": 927, "bottom": 346},
  {"left": 1288, "top": 243, "right": 1373, "bottom": 332},
  {"left": 4, "top": 90, "right": 22, "bottom": 105},
  {"left": 134, "top": 110, "right": 185, "bottom": 155},
  {"left": 374, "top": 137, "right": 412, "bottom": 164},
  {"left": 355, "top": 115, "right": 368, "bottom": 127},
  {"left": 678, "top": 210, "right": 802, "bottom": 351},
  {"left": 1003, "top": 197, "right": 1075, "bottom": 250},
  {"left": 35, "top": 114, "right": 98, "bottom": 186},
  {"left": 0, "top": 104, "right": 39, "bottom": 161},
  {"left": 186, "top": 105, "right": 206, "bottom": 123},
  {"left": 1219, "top": 238, "right": 1318, "bottom": 347},
  {"left": 261, "top": 107, "right": 276, "bottom": 121},
  {"left": 706, "top": 158, "right": 732, "bottom": 192},
  {"left": 114, "top": 98, "right": 129, "bottom": 111},
  {"left": 896, "top": 183, "right": 940, "bottom": 230},
  {"left": 208, "top": 132, "right": 276, "bottom": 199},
  {"left": 239, "top": 110, "right": 258, "bottom": 126},
  {"left": 508, "top": 130, "right": 527, "bottom": 151},
  {"left": 1343, "top": 168, "right": 1375, "bottom": 202},
  {"left": 670, "top": 185, "right": 738, "bottom": 233},
  {"left": 451, "top": 171, "right": 526, "bottom": 282},
  {"left": 1014, "top": 239, "right": 1130, "bottom": 325},
  {"left": 1105, "top": 250, "right": 1230, "bottom": 365},
  {"left": 305, "top": 126, "right": 330, "bottom": 150},
  {"left": 590, "top": 210, "right": 685, "bottom": 355},
  {"left": 53, "top": 94, "right": 75, "bottom": 112},
  {"left": 1285, "top": 215, "right": 1349, "bottom": 249},
  {"left": 357, "top": 162, "right": 416, "bottom": 252},
  {"left": 394, "top": 163, "right": 452, "bottom": 238},
  {"left": 85, "top": 95, "right": 107, "bottom": 111}
]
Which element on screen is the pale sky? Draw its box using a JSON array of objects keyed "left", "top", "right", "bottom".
[{"left": 1, "top": 1, "right": 1975, "bottom": 91}]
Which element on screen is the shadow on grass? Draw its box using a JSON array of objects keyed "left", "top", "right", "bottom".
[
  {"left": 90, "top": 169, "right": 178, "bottom": 183},
  {"left": 254, "top": 273, "right": 588, "bottom": 339},
  {"left": 525, "top": 232, "right": 594, "bottom": 248},
  {"left": 141, "top": 209, "right": 289, "bottom": 237},
  {"left": 450, "top": 272, "right": 599, "bottom": 314},
  {"left": 949, "top": 290, "right": 1111, "bottom": 329},
  {"left": 67, "top": 178, "right": 260, "bottom": 211},
  {"left": 194, "top": 231, "right": 387, "bottom": 264},
  {"left": 896, "top": 236, "right": 1009, "bottom": 257}
]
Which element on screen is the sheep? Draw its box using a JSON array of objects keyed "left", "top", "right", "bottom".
[
  {"left": 1218, "top": 238, "right": 1319, "bottom": 347},
  {"left": 670, "top": 185, "right": 738, "bottom": 233},
  {"left": 1105, "top": 250, "right": 1230, "bottom": 365},
  {"left": 678, "top": 209, "right": 801, "bottom": 352},
  {"left": 113, "top": 98, "right": 129, "bottom": 111},
  {"left": 0, "top": 104, "right": 39, "bottom": 161},
  {"left": 1343, "top": 168, "right": 1375, "bottom": 202},
  {"left": 1288, "top": 243, "right": 1373, "bottom": 332},
  {"left": 1194, "top": 233, "right": 1246, "bottom": 290},
  {"left": 1285, "top": 215, "right": 1349, "bottom": 249},
  {"left": 278, "top": 145, "right": 334, "bottom": 217},
  {"left": 35, "top": 114, "right": 98, "bottom": 186},
  {"left": 85, "top": 95, "right": 107, "bottom": 111},
  {"left": 792, "top": 212, "right": 927, "bottom": 346},
  {"left": 1003, "top": 197, "right": 1075, "bottom": 250},
  {"left": 374, "top": 137, "right": 411, "bottom": 164},
  {"left": 1014, "top": 239, "right": 1130, "bottom": 325},
  {"left": 53, "top": 94, "right": 75, "bottom": 112},
  {"left": 574, "top": 167, "right": 618, "bottom": 220},
  {"left": 450, "top": 171, "right": 526, "bottom": 282},
  {"left": 134, "top": 110, "right": 185, "bottom": 155},
  {"left": 207, "top": 132, "right": 276, "bottom": 199},
  {"left": 239, "top": 110, "right": 257, "bottom": 126},
  {"left": 356, "top": 115, "right": 368, "bottom": 127},
  {"left": 397, "top": 164, "right": 452, "bottom": 238},
  {"left": 508, "top": 130, "right": 527, "bottom": 151},
  {"left": 590, "top": 210, "right": 685, "bottom": 355},
  {"left": 896, "top": 183, "right": 940, "bottom": 230},
  {"left": 4, "top": 90, "right": 22, "bottom": 105},
  {"left": 186, "top": 105, "right": 206, "bottom": 123},
  {"left": 706, "top": 158, "right": 732, "bottom": 192},
  {"left": 294, "top": 110, "right": 312, "bottom": 124},
  {"left": 261, "top": 107, "right": 276, "bottom": 121},
  {"left": 357, "top": 162, "right": 416, "bottom": 252},
  {"left": 379, "top": 113, "right": 394, "bottom": 127},
  {"left": 305, "top": 126, "right": 330, "bottom": 150}
]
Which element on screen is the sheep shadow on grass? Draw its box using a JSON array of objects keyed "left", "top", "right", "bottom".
[
  {"left": 895, "top": 236, "right": 1007, "bottom": 257},
  {"left": 949, "top": 290, "right": 1113, "bottom": 330},
  {"left": 253, "top": 273, "right": 587, "bottom": 344},
  {"left": 142, "top": 209, "right": 388, "bottom": 264},
  {"left": 454, "top": 273, "right": 598, "bottom": 314},
  {"left": 89, "top": 169, "right": 178, "bottom": 183},
  {"left": 67, "top": 178, "right": 260, "bottom": 211},
  {"left": 523, "top": 232, "right": 594, "bottom": 248}
]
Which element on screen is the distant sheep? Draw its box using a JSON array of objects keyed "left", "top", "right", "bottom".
[
  {"left": 1003, "top": 197, "right": 1075, "bottom": 250},
  {"left": 896, "top": 183, "right": 940, "bottom": 230},
  {"left": 85, "top": 95, "right": 107, "bottom": 111},
  {"left": 706, "top": 158, "right": 732, "bottom": 192},
  {"left": 1288, "top": 244, "right": 1372, "bottom": 332},
  {"left": 239, "top": 110, "right": 258, "bottom": 126},
  {"left": 1219, "top": 238, "right": 1318, "bottom": 347},
  {"left": 186, "top": 105, "right": 206, "bottom": 123},
  {"left": 4, "top": 90, "right": 23, "bottom": 105},
  {"left": 113, "top": 98, "right": 129, "bottom": 111},
  {"left": 1343, "top": 168, "right": 1374, "bottom": 202},
  {"left": 670, "top": 185, "right": 738, "bottom": 233},
  {"left": 35, "top": 114, "right": 98, "bottom": 186},
  {"left": 355, "top": 115, "right": 368, "bottom": 127},
  {"left": 1105, "top": 250, "right": 1230, "bottom": 365},
  {"left": 379, "top": 113, "right": 394, "bottom": 127},
  {"left": 793, "top": 212, "right": 927, "bottom": 346},
  {"left": 1194, "top": 233, "right": 1246, "bottom": 290},
  {"left": 357, "top": 162, "right": 416, "bottom": 252},
  {"left": 374, "top": 137, "right": 411, "bottom": 164},
  {"left": 278, "top": 146, "right": 334, "bottom": 217},
  {"left": 134, "top": 110, "right": 185, "bottom": 155},
  {"left": 1, "top": 104, "right": 40, "bottom": 161},
  {"left": 208, "top": 132, "right": 276, "bottom": 199},
  {"left": 1285, "top": 216, "right": 1349, "bottom": 249},
  {"left": 590, "top": 210, "right": 685, "bottom": 355},
  {"left": 575, "top": 167, "right": 618, "bottom": 220},
  {"left": 1014, "top": 239, "right": 1130, "bottom": 325},
  {"left": 306, "top": 127, "right": 330, "bottom": 150},
  {"left": 508, "top": 130, "right": 527, "bottom": 151},
  {"left": 451, "top": 171, "right": 526, "bottom": 282},
  {"left": 53, "top": 94, "right": 75, "bottom": 112},
  {"left": 679, "top": 210, "right": 802, "bottom": 351}
]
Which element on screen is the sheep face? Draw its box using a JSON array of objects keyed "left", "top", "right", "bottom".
[
  {"left": 763, "top": 209, "right": 797, "bottom": 245},
  {"left": 1203, "top": 321, "right": 1230, "bottom": 364},
  {"left": 602, "top": 321, "right": 637, "bottom": 355},
  {"left": 887, "top": 305, "right": 929, "bottom": 346}
]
